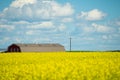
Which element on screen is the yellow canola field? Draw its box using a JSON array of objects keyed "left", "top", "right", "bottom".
[{"left": 0, "top": 52, "right": 120, "bottom": 80}]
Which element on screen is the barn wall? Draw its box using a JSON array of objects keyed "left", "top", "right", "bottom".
[{"left": 20, "top": 46, "right": 65, "bottom": 52}]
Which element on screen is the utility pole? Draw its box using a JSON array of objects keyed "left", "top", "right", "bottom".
[{"left": 70, "top": 37, "right": 72, "bottom": 52}]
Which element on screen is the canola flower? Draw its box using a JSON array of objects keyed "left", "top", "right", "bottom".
[{"left": 0, "top": 52, "right": 120, "bottom": 80}]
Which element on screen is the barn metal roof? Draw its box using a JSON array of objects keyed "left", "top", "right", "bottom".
[{"left": 12, "top": 43, "right": 64, "bottom": 47}]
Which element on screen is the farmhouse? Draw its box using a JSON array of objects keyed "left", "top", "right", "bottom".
[{"left": 7, "top": 43, "right": 65, "bottom": 52}]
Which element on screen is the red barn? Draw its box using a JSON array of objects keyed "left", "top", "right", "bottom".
[
  {"left": 8, "top": 44, "right": 21, "bottom": 52},
  {"left": 7, "top": 43, "right": 65, "bottom": 52}
]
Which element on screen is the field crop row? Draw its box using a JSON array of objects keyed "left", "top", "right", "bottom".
[{"left": 0, "top": 52, "right": 120, "bottom": 80}]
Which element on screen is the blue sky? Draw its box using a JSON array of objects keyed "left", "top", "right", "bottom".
[{"left": 0, "top": 0, "right": 120, "bottom": 51}]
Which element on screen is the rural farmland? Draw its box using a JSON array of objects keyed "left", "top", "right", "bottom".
[
  {"left": 0, "top": 52, "right": 120, "bottom": 80},
  {"left": 0, "top": 0, "right": 120, "bottom": 80}
]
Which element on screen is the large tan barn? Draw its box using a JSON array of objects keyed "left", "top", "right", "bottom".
[{"left": 7, "top": 43, "right": 65, "bottom": 52}]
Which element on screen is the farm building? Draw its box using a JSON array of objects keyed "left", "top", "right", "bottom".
[{"left": 7, "top": 43, "right": 65, "bottom": 52}]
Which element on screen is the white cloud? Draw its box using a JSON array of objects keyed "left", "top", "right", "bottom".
[
  {"left": 26, "top": 28, "right": 57, "bottom": 35},
  {"left": 4, "top": 37, "right": 10, "bottom": 41},
  {"left": 10, "top": 0, "right": 37, "bottom": 8},
  {"left": 51, "top": 2, "right": 74, "bottom": 17},
  {"left": 102, "top": 35, "right": 108, "bottom": 40},
  {"left": 27, "top": 21, "right": 54, "bottom": 29},
  {"left": 26, "top": 30, "right": 34, "bottom": 35},
  {"left": 58, "top": 24, "right": 66, "bottom": 31},
  {"left": 37, "top": 22, "right": 54, "bottom": 28},
  {"left": 0, "top": 0, "right": 74, "bottom": 21},
  {"left": 116, "top": 21, "right": 120, "bottom": 26},
  {"left": 26, "top": 23, "right": 67, "bottom": 35},
  {"left": 78, "top": 9, "right": 106, "bottom": 21},
  {"left": 61, "top": 18, "right": 73, "bottom": 23},
  {"left": 0, "top": 24, "right": 15, "bottom": 31},
  {"left": 13, "top": 21, "right": 30, "bottom": 25},
  {"left": 83, "top": 27, "right": 94, "bottom": 33},
  {"left": 15, "top": 38, "right": 22, "bottom": 43},
  {"left": 102, "top": 35, "right": 112, "bottom": 40},
  {"left": 92, "top": 23, "right": 113, "bottom": 33},
  {"left": 0, "top": 0, "right": 74, "bottom": 38}
]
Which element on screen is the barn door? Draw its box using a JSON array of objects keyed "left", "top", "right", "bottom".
[
  {"left": 11, "top": 48, "right": 17, "bottom": 52},
  {"left": 14, "top": 48, "right": 16, "bottom": 52},
  {"left": 14, "top": 48, "right": 19, "bottom": 52},
  {"left": 10, "top": 48, "right": 15, "bottom": 52},
  {"left": 10, "top": 47, "right": 20, "bottom": 52}
]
